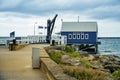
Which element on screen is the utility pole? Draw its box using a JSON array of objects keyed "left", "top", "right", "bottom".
[{"left": 34, "top": 22, "right": 37, "bottom": 35}]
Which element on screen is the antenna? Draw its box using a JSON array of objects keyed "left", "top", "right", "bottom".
[
  {"left": 78, "top": 16, "right": 79, "bottom": 22},
  {"left": 61, "top": 19, "right": 63, "bottom": 22}
]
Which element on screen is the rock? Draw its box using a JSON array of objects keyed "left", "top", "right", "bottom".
[
  {"left": 54, "top": 50, "right": 62, "bottom": 53},
  {"left": 104, "top": 64, "right": 120, "bottom": 73},
  {"left": 109, "top": 55, "right": 116, "bottom": 61},
  {"left": 69, "top": 57, "right": 80, "bottom": 66},
  {"left": 90, "top": 61, "right": 103, "bottom": 69},
  {"left": 81, "top": 54, "right": 94, "bottom": 61},
  {"left": 114, "top": 57, "right": 120, "bottom": 62},
  {"left": 61, "top": 55, "right": 70, "bottom": 60},
  {"left": 113, "top": 61, "right": 120, "bottom": 65},
  {"left": 104, "top": 61, "right": 113, "bottom": 65},
  {"left": 96, "top": 68, "right": 111, "bottom": 73},
  {"left": 54, "top": 46, "right": 64, "bottom": 50},
  {"left": 98, "top": 55, "right": 110, "bottom": 66},
  {"left": 88, "top": 54, "right": 94, "bottom": 61},
  {"left": 92, "top": 65, "right": 100, "bottom": 69},
  {"left": 100, "top": 69, "right": 111, "bottom": 73},
  {"left": 105, "top": 61, "right": 120, "bottom": 65},
  {"left": 99, "top": 55, "right": 109, "bottom": 62},
  {"left": 79, "top": 51, "right": 89, "bottom": 57},
  {"left": 61, "top": 56, "right": 81, "bottom": 66},
  {"left": 61, "top": 55, "right": 70, "bottom": 64},
  {"left": 60, "top": 47, "right": 120, "bottom": 73},
  {"left": 70, "top": 62, "right": 80, "bottom": 66}
]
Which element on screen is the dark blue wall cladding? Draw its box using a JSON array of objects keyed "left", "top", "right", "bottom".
[{"left": 61, "top": 32, "right": 97, "bottom": 44}]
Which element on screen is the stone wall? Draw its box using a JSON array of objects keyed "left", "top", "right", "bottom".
[
  {"left": 39, "top": 48, "right": 77, "bottom": 80},
  {"left": 9, "top": 44, "right": 28, "bottom": 51}
]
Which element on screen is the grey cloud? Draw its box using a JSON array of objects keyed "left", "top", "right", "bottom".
[
  {"left": 85, "top": 5, "right": 120, "bottom": 21},
  {"left": 0, "top": 0, "right": 120, "bottom": 21}
]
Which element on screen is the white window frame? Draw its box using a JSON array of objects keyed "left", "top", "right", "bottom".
[
  {"left": 81, "top": 33, "right": 84, "bottom": 39},
  {"left": 77, "top": 34, "right": 80, "bottom": 39},
  {"left": 73, "top": 34, "right": 76, "bottom": 39},
  {"left": 85, "top": 34, "right": 89, "bottom": 39},
  {"left": 68, "top": 34, "right": 72, "bottom": 39}
]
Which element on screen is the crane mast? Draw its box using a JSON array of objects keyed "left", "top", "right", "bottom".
[{"left": 46, "top": 14, "right": 58, "bottom": 44}]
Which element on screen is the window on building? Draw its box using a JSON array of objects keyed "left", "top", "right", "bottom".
[
  {"left": 73, "top": 34, "right": 76, "bottom": 39},
  {"left": 77, "top": 34, "right": 80, "bottom": 39},
  {"left": 68, "top": 34, "right": 72, "bottom": 39},
  {"left": 85, "top": 34, "right": 89, "bottom": 39},
  {"left": 81, "top": 33, "right": 84, "bottom": 39}
]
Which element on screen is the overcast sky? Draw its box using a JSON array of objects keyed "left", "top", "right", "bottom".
[{"left": 0, "top": 0, "right": 120, "bottom": 37}]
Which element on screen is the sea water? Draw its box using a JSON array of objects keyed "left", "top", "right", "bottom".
[{"left": 98, "top": 38, "right": 120, "bottom": 57}]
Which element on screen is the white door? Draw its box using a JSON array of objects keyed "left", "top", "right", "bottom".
[{"left": 32, "top": 47, "right": 40, "bottom": 69}]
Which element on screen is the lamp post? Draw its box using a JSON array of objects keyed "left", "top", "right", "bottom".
[{"left": 34, "top": 22, "right": 37, "bottom": 35}]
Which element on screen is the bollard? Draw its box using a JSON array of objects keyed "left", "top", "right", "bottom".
[{"left": 32, "top": 47, "right": 40, "bottom": 69}]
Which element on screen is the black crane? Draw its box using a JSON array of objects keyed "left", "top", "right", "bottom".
[{"left": 46, "top": 14, "right": 58, "bottom": 44}]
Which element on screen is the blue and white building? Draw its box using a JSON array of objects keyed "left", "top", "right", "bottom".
[
  {"left": 61, "top": 22, "right": 98, "bottom": 53},
  {"left": 50, "top": 35, "right": 67, "bottom": 45},
  {"left": 61, "top": 22, "right": 98, "bottom": 44}
]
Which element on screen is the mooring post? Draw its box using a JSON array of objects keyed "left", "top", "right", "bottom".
[{"left": 95, "top": 44, "right": 98, "bottom": 54}]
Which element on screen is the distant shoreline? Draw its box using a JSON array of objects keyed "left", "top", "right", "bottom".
[{"left": 98, "top": 37, "right": 120, "bottom": 39}]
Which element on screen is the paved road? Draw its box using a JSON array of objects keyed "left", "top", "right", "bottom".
[{"left": 0, "top": 44, "right": 48, "bottom": 80}]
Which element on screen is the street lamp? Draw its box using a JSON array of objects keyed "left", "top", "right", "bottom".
[{"left": 34, "top": 22, "right": 37, "bottom": 35}]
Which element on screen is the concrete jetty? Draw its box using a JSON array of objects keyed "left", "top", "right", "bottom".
[{"left": 0, "top": 45, "right": 47, "bottom": 80}]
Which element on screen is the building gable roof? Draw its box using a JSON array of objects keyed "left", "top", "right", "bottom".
[{"left": 61, "top": 22, "right": 98, "bottom": 32}]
